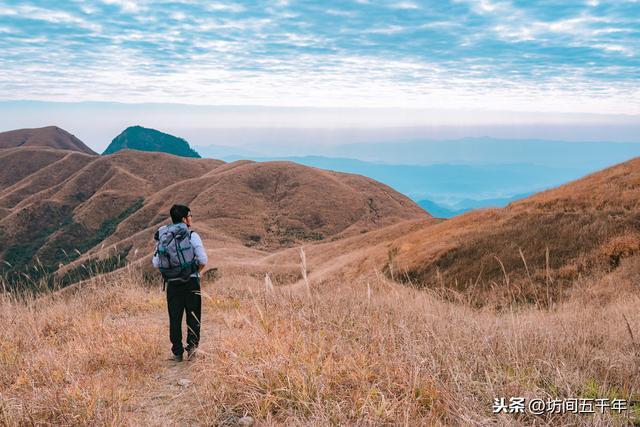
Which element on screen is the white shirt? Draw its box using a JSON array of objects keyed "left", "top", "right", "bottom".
[{"left": 152, "top": 230, "right": 208, "bottom": 277}]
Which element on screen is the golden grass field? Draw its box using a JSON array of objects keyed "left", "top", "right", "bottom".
[{"left": 1, "top": 250, "right": 639, "bottom": 426}]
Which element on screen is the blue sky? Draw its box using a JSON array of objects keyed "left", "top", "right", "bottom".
[{"left": 1, "top": 0, "right": 639, "bottom": 114}]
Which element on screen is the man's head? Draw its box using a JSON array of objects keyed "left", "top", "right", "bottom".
[{"left": 170, "top": 204, "right": 192, "bottom": 226}]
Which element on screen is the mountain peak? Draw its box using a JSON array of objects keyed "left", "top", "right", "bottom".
[
  {"left": 103, "top": 126, "right": 201, "bottom": 158},
  {"left": 0, "top": 126, "right": 96, "bottom": 155}
]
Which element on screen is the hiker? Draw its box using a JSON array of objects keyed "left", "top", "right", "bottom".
[{"left": 152, "top": 204, "right": 207, "bottom": 362}]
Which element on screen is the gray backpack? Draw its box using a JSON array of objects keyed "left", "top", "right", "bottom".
[{"left": 154, "top": 223, "right": 197, "bottom": 283}]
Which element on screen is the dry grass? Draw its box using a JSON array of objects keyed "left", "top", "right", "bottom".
[
  {"left": 190, "top": 258, "right": 640, "bottom": 426},
  {"left": 1, "top": 257, "right": 639, "bottom": 426},
  {"left": 383, "top": 156, "right": 640, "bottom": 309},
  {"left": 0, "top": 272, "right": 165, "bottom": 425}
]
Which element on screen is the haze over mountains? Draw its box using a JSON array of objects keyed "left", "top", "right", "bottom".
[
  {"left": 195, "top": 137, "right": 640, "bottom": 169},
  {"left": 194, "top": 137, "right": 640, "bottom": 214}
]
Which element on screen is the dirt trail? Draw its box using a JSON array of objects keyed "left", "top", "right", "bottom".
[{"left": 125, "top": 284, "right": 239, "bottom": 426}]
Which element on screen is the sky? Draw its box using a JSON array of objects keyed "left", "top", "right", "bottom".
[{"left": 1, "top": 0, "right": 639, "bottom": 149}]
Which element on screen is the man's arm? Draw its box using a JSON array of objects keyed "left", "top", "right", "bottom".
[{"left": 190, "top": 232, "right": 208, "bottom": 271}]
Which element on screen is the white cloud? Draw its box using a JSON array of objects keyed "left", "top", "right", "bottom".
[
  {"left": 101, "top": 0, "right": 141, "bottom": 13},
  {"left": 493, "top": 24, "right": 536, "bottom": 42},
  {"left": 366, "top": 25, "right": 406, "bottom": 34},
  {"left": 0, "top": 0, "right": 638, "bottom": 117},
  {"left": 206, "top": 3, "right": 246, "bottom": 13},
  {"left": 593, "top": 44, "right": 634, "bottom": 56},
  {"left": 325, "top": 9, "right": 356, "bottom": 17},
  {"left": 492, "top": 11, "right": 634, "bottom": 52},
  {"left": 171, "top": 11, "right": 187, "bottom": 21},
  {"left": 478, "top": 0, "right": 499, "bottom": 12},
  {"left": 2, "top": 47, "right": 639, "bottom": 115},
  {"left": 455, "top": 0, "right": 512, "bottom": 15},
  {"left": 390, "top": 2, "right": 419, "bottom": 10},
  {"left": 0, "top": 5, "right": 102, "bottom": 32}
]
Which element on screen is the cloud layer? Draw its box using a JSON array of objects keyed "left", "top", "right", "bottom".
[{"left": 1, "top": 0, "right": 639, "bottom": 113}]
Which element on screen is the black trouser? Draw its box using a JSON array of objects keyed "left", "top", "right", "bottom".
[{"left": 166, "top": 277, "right": 201, "bottom": 356}]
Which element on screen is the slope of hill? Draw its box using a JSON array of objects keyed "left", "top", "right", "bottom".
[
  {"left": 65, "top": 159, "right": 429, "bottom": 282},
  {"left": 0, "top": 126, "right": 96, "bottom": 154},
  {"left": 103, "top": 126, "right": 201, "bottom": 157},
  {"left": 0, "top": 146, "right": 428, "bottom": 287},
  {"left": 0, "top": 147, "right": 221, "bottom": 284},
  {"left": 376, "top": 157, "right": 640, "bottom": 305}
]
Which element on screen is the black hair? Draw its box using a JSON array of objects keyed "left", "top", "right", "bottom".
[{"left": 170, "top": 204, "right": 190, "bottom": 224}]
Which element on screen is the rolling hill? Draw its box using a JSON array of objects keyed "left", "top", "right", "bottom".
[
  {"left": 0, "top": 126, "right": 96, "bottom": 154},
  {"left": 0, "top": 138, "right": 428, "bottom": 287}
]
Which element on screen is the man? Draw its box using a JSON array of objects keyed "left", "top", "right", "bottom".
[{"left": 152, "top": 204, "right": 207, "bottom": 362}]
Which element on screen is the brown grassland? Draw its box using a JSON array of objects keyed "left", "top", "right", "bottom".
[{"left": 1, "top": 250, "right": 639, "bottom": 426}]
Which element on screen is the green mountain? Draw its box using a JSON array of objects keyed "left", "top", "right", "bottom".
[{"left": 103, "top": 126, "right": 201, "bottom": 158}]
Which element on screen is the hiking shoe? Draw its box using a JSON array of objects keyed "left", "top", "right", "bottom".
[
  {"left": 186, "top": 346, "right": 198, "bottom": 361},
  {"left": 169, "top": 352, "right": 183, "bottom": 362}
]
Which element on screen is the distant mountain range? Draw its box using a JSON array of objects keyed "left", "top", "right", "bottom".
[
  {"left": 195, "top": 139, "right": 640, "bottom": 215},
  {"left": 195, "top": 137, "right": 640, "bottom": 170},
  {"left": 103, "top": 125, "right": 200, "bottom": 158},
  {"left": 418, "top": 193, "right": 533, "bottom": 218}
]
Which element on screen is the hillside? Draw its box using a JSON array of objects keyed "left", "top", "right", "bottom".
[
  {"left": 104, "top": 126, "right": 201, "bottom": 158},
  {"left": 0, "top": 126, "right": 96, "bottom": 154},
  {"left": 0, "top": 146, "right": 428, "bottom": 287},
  {"left": 353, "top": 157, "right": 640, "bottom": 305}
]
